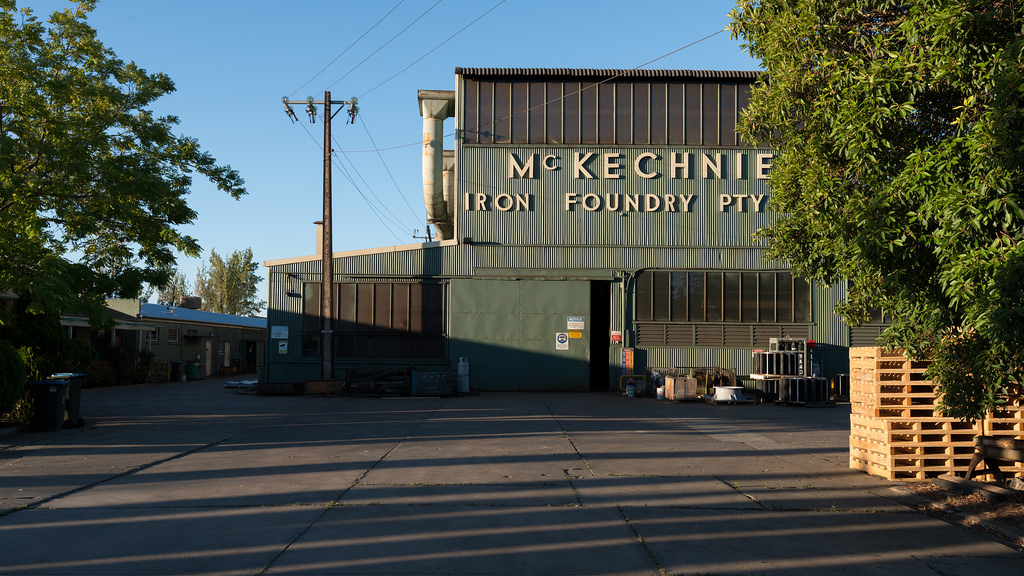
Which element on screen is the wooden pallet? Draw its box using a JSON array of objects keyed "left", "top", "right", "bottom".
[
  {"left": 847, "top": 347, "right": 1024, "bottom": 481},
  {"left": 850, "top": 413, "right": 978, "bottom": 445},
  {"left": 850, "top": 438, "right": 977, "bottom": 480}
]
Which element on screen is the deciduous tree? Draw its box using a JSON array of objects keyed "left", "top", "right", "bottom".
[
  {"left": 155, "top": 268, "right": 190, "bottom": 307},
  {"left": 194, "top": 248, "right": 264, "bottom": 317},
  {"left": 730, "top": 0, "right": 1024, "bottom": 420},
  {"left": 0, "top": 0, "right": 245, "bottom": 326}
]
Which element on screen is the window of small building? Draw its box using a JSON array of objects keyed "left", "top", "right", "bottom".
[
  {"left": 150, "top": 328, "right": 159, "bottom": 343},
  {"left": 167, "top": 328, "right": 180, "bottom": 344}
]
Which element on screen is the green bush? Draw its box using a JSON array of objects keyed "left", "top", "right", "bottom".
[
  {"left": 85, "top": 362, "right": 114, "bottom": 388},
  {"left": 62, "top": 338, "right": 96, "bottom": 372},
  {"left": 0, "top": 339, "right": 26, "bottom": 416}
]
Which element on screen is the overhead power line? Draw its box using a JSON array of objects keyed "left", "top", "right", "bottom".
[
  {"left": 330, "top": 133, "right": 414, "bottom": 241},
  {"left": 358, "top": 113, "right": 421, "bottom": 221},
  {"left": 359, "top": 0, "right": 507, "bottom": 99},
  {"left": 336, "top": 28, "right": 729, "bottom": 154},
  {"left": 325, "top": 0, "right": 444, "bottom": 92},
  {"left": 294, "top": 117, "right": 410, "bottom": 243},
  {"left": 288, "top": 0, "right": 403, "bottom": 98},
  {"left": 288, "top": 0, "right": 407, "bottom": 98}
]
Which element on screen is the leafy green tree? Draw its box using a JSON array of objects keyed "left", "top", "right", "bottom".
[
  {"left": 0, "top": 0, "right": 245, "bottom": 326},
  {"left": 730, "top": 0, "right": 1024, "bottom": 421},
  {"left": 195, "top": 248, "right": 265, "bottom": 317},
  {"left": 155, "top": 268, "right": 191, "bottom": 307}
]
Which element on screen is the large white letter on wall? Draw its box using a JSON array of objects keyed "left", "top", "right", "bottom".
[{"left": 508, "top": 153, "right": 535, "bottom": 179}]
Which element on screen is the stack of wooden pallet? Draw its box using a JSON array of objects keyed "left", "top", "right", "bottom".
[{"left": 848, "top": 347, "right": 1024, "bottom": 481}]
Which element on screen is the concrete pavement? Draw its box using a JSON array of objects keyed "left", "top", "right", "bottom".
[{"left": 1, "top": 376, "right": 1021, "bottom": 575}]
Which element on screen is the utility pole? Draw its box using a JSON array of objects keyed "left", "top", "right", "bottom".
[
  {"left": 413, "top": 224, "right": 434, "bottom": 243},
  {"left": 283, "top": 92, "right": 358, "bottom": 381}
]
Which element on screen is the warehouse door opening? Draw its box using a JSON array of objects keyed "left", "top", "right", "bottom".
[{"left": 589, "top": 281, "right": 611, "bottom": 392}]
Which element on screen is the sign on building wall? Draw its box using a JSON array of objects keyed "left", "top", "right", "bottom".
[
  {"left": 555, "top": 332, "right": 569, "bottom": 351},
  {"left": 458, "top": 146, "right": 777, "bottom": 248},
  {"left": 621, "top": 348, "right": 634, "bottom": 375},
  {"left": 463, "top": 149, "right": 773, "bottom": 215}
]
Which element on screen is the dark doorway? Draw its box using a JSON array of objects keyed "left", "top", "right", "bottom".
[
  {"left": 245, "top": 341, "right": 258, "bottom": 373},
  {"left": 589, "top": 281, "right": 611, "bottom": 391}
]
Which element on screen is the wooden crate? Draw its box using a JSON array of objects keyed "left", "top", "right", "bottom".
[
  {"left": 665, "top": 376, "right": 697, "bottom": 401},
  {"left": 848, "top": 347, "right": 1024, "bottom": 481}
]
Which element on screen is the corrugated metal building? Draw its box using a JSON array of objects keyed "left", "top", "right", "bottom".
[{"left": 264, "top": 68, "right": 879, "bottom": 391}]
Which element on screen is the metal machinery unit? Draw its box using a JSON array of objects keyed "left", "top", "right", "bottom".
[{"left": 750, "top": 338, "right": 830, "bottom": 405}]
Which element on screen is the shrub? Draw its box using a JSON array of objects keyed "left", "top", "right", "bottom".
[{"left": 0, "top": 339, "right": 26, "bottom": 416}]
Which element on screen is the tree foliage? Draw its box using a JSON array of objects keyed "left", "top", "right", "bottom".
[
  {"left": 730, "top": 0, "right": 1024, "bottom": 421},
  {"left": 155, "top": 268, "right": 190, "bottom": 307},
  {"left": 0, "top": 338, "right": 25, "bottom": 416},
  {"left": 0, "top": 0, "right": 245, "bottom": 326},
  {"left": 195, "top": 248, "right": 264, "bottom": 317}
]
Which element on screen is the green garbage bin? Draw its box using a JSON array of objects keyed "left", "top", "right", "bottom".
[
  {"left": 49, "top": 372, "right": 86, "bottom": 428},
  {"left": 28, "top": 380, "right": 67, "bottom": 432},
  {"left": 186, "top": 361, "right": 199, "bottom": 380}
]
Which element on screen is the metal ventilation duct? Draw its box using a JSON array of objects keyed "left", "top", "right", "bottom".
[{"left": 418, "top": 90, "right": 455, "bottom": 240}]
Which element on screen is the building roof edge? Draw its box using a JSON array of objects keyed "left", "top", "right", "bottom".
[{"left": 454, "top": 68, "right": 762, "bottom": 80}]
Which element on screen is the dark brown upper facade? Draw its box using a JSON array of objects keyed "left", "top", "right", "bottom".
[{"left": 456, "top": 68, "right": 761, "bottom": 147}]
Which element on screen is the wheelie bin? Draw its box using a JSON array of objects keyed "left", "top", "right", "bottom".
[{"left": 28, "top": 380, "right": 68, "bottom": 432}]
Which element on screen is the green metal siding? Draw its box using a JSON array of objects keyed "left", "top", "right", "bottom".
[
  {"left": 262, "top": 69, "right": 860, "bottom": 391},
  {"left": 449, "top": 278, "right": 590, "bottom": 391}
]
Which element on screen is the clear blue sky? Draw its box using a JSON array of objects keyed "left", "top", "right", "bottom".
[{"left": 23, "top": 0, "right": 760, "bottom": 315}]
